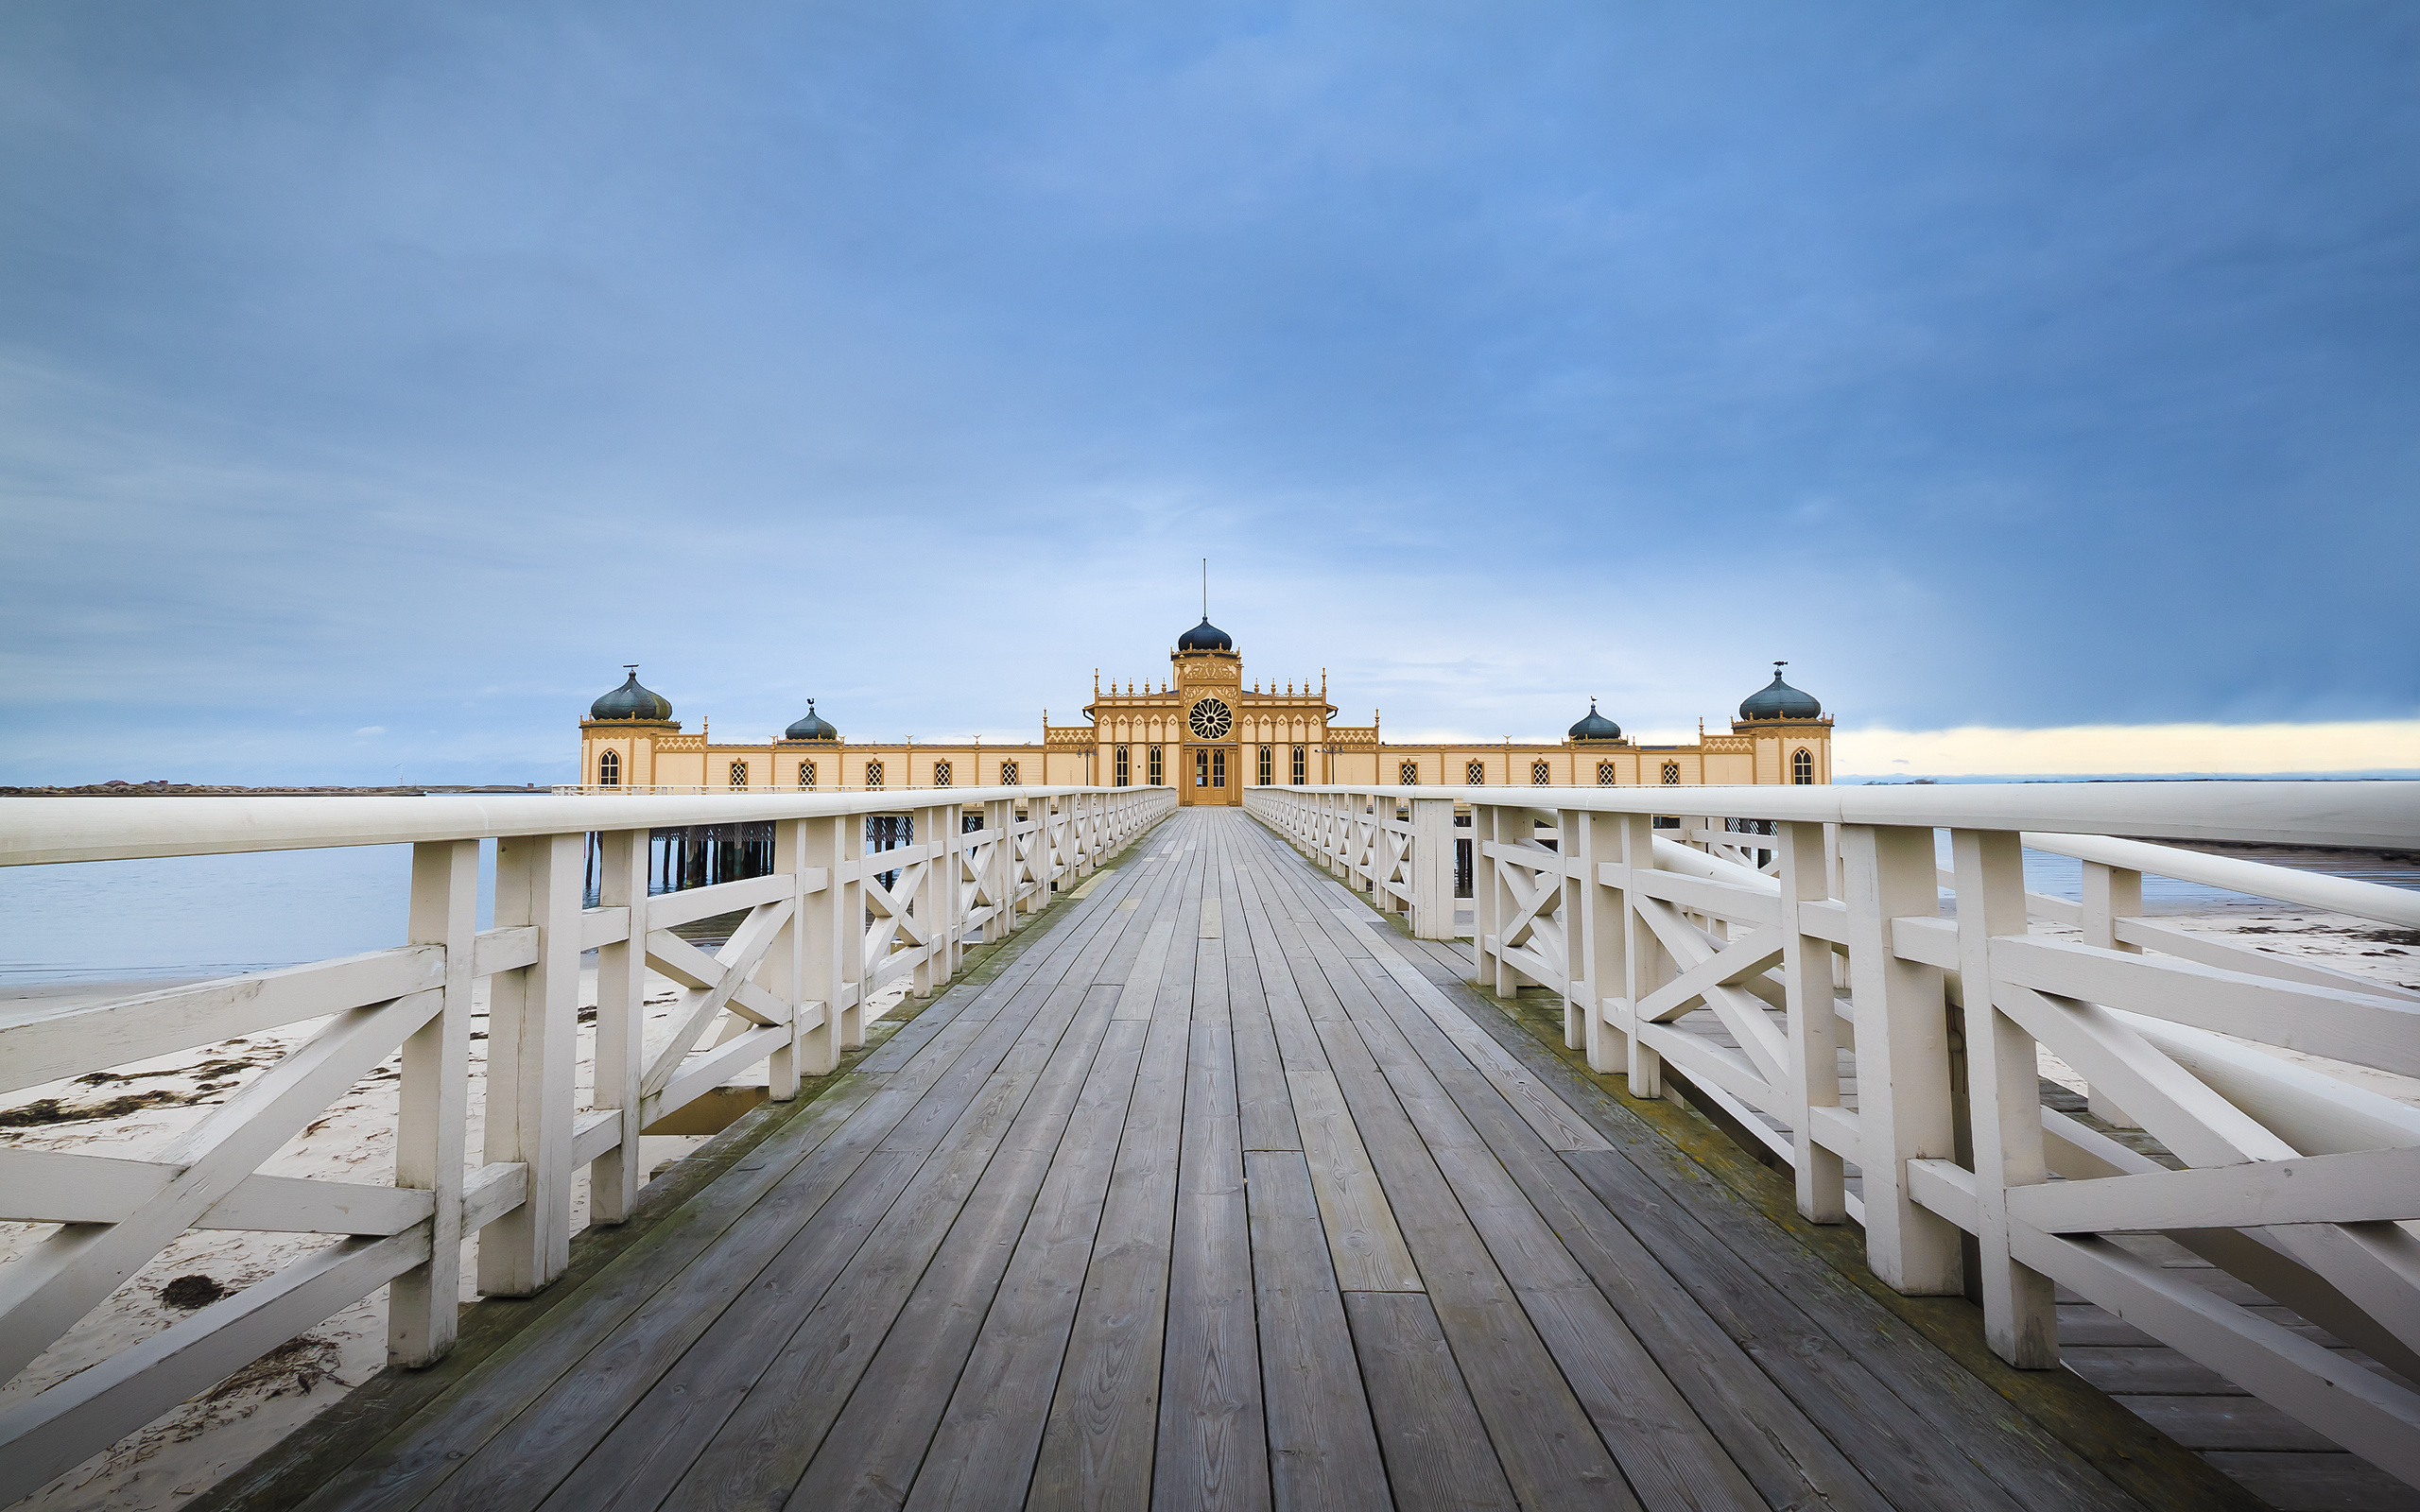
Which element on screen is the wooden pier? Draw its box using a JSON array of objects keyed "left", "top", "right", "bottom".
[{"left": 233, "top": 810, "right": 2257, "bottom": 1511}]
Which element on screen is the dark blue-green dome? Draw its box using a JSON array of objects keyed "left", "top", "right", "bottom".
[
  {"left": 1177, "top": 618, "right": 1233, "bottom": 652},
  {"left": 1567, "top": 700, "right": 1622, "bottom": 742},
  {"left": 590, "top": 667, "right": 672, "bottom": 721},
  {"left": 784, "top": 700, "right": 839, "bottom": 742},
  {"left": 1739, "top": 664, "right": 1821, "bottom": 721}
]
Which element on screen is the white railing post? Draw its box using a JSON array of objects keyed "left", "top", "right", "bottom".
[
  {"left": 480, "top": 832, "right": 583, "bottom": 1297},
  {"left": 916, "top": 801, "right": 953, "bottom": 993},
  {"left": 1616, "top": 812, "right": 1666, "bottom": 1098},
  {"left": 801, "top": 812, "right": 853, "bottom": 1070},
  {"left": 1778, "top": 821, "right": 1846, "bottom": 1224},
  {"left": 2080, "top": 859, "right": 2146, "bottom": 1126},
  {"left": 762, "top": 818, "right": 808, "bottom": 1102},
  {"left": 1575, "top": 811, "right": 1626, "bottom": 1074},
  {"left": 591, "top": 827, "right": 649, "bottom": 1223},
  {"left": 1841, "top": 823, "right": 1963, "bottom": 1297},
  {"left": 1954, "top": 828, "right": 2060, "bottom": 1366},
  {"left": 987, "top": 798, "right": 1016, "bottom": 938},
  {"left": 1470, "top": 801, "right": 1500, "bottom": 989},
  {"left": 1408, "top": 796, "right": 1457, "bottom": 939},
  {"left": 1558, "top": 806, "right": 1586, "bottom": 1050},
  {"left": 389, "top": 837, "right": 477, "bottom": 1366}
]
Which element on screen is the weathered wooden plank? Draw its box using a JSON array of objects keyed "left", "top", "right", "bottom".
[
  {"left": 1442, "top": 983, "right": 2214, "bottom": 1512},
  {"left": 2119, "top": 1395, "right": 2345, "bottom": 1452},
  {"left": 1340, "top": 919, "right": 1611, "bottom": 1154},
  {"left": 672, "top": 983, "right": 1127, "bottom": 1508},
  {"left": 1265, "top": 900, "right": 1750, "bottom": 1512},
  {"left": 2201, "top": 1451, "right": 2420, "bottom": 1512},
  {"left": 1331, "top": 936, "right": 1896, "bottom": 1512},
  {"left": 1029, "top": 934, "right": 1196, "bottom": 1509},
  {"left": 1221, "top": 843, "right": 1300, "bottom": 1155},
  {"left": 1340, "top": 1292, "right": 1518, "bottom": 1511},
  {"left": 1295, "top": 1006, "right": 1633, "bottom": 1510},
  {"left": 1155, "top": 1014, "right": 1270, "bottom": 1511},
  {"left": 903, "top": 1020, "right": 1153, "bottom": 1512},
  {"left": 530, "top": 946, "right": 1119, "bottom": 1512},
  {"left": 1244, "top": 1153, "right": 1390, "bottom": 1512},
  {"left": 1229, "top": 858, "right": 1421, "bottom": 1295},
  {"left": 2066, "top": 1345, "right": 2398, "bottom": 1398}
]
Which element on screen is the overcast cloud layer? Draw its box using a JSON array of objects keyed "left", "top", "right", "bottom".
[{"left": 3, "top": 2, "right": 2414, "bottom": 784}]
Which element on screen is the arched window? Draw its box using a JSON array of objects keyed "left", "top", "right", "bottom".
[
  {"left": 1149, "top": 746, "right": 1164, "bottom": 785},
  {"left": 597, "top": 749, "right": 620, "bottom": 787},
  {"left": 1531, "top": 761, "right": 1550, "bottom": 785},
  {"left": 1598, "top": 761, "right": 1616, "bottom": 786},
  {"left": 865, "top": 760, "right": 884, "bottom": 789},
  {"left": 933, "top": 760, "right": 952, "bottom": 787},
  {"left": 1115, "top": 746, "right": 1130, "bottom": 786},
  {"left": 1212, "top": 749, "right": 1226, "bottom": 787},
  {"left": 1258, "top": 746, "right": 1272, "bottom": 785},
  {"left": 1000, "top": 760, "right": 1018, "bottom": 785},
  {"left": 799, "top": 760, "right": 815, "bottom": 788},
  {"left": 1195, "top": 747, "right": 1210, "bottom": 789},
  {"left": 1792, "top": 747, "right": 1814, "bottom": 784},
  {"left": 1290, "top": 746, "right": 1305, "bottom": 783},
  {"left": 1466, "top": 760, "right": 1485, "bottom": 785},
  {"left": 729, "top": 760, "right": 749, "bottom": 788},
  {"left": 1400, "top": 761, "right": 1420, "bottom": 785},
  {"left": 1661, "top": 762, "right": 1680, "bottom": 785}
]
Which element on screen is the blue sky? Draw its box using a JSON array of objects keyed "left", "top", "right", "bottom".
[{"left": 3, "top": 2, "right": 2414, "bottom": 783}]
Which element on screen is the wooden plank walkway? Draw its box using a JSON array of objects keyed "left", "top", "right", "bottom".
[{"left": 269, "top": 809, "right": 2253, "bottom": 1512}]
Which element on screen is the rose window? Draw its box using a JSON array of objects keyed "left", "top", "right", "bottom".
[{"left": 1188, "top": 697, "right": 1233, "bottom": 741}]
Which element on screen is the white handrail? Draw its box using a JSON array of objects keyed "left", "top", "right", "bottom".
[
  {"left": 0, "top": 784, "right": 1094, "bottom": 867},
  {"left": 1245, "top": 780, "right": 2420, "bottom": 1488},
  {"left": 1248, "top": 780, "right": 2420, "bottom": 847},
  {"left": 2021, "top": 831, "right": 2420, "bottom": 929}
]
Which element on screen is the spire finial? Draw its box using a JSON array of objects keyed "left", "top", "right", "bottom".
[{"left": 1202, "top": 558, "right": 1208, "bottom": 621}]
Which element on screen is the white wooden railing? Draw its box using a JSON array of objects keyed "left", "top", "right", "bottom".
[
  {"left": 1247, "top": 780, "right": 2420, "bottom": 1486},
  {"left": 0, "top": 783, "right": 1172, "bottom": 1500}
]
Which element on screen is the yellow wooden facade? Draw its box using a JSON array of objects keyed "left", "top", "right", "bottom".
[{"left": 577, "top": 627, "right": 1832, "bottom": 801}]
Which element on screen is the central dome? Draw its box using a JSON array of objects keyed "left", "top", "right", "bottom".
[
  {"left": 590, "top": 668, "right": 672, "bottom": 721},
  {"left": 1177, "top": 617, "right": 1233, "bottom": 652}
]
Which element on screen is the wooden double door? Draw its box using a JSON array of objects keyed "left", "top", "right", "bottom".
[{"left": 1180, "top": 743, "right": 1239, "bottom": 805}]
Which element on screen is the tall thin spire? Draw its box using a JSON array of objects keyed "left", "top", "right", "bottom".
[{"left": 1201, "top": 558, "right": 1208, "bottom": 620}]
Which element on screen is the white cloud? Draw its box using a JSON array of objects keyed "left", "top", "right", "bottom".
[{"left": 354, "top": 726, "right": 386, "bottom": 737}]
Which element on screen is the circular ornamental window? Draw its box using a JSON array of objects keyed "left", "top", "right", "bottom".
[{"left": 1188, "top": 697, "right": 1233, "bottom": 741}]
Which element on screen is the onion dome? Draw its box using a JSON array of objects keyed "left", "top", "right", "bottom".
[
  {"left": 1738, "top": 662, "right": 1822, "bottom": 721},
  {"left": 590, "top": 666, "right": 672, "bottom": 721},
  {"left": 1177, "top": 617, "right": 1233, "bottom": 652},
  {"left": 1567, "top": 699, "right": 1623, "bottom": 742},
  {"left": 784, "top": 699, "right": 839, "bottom": 742}
]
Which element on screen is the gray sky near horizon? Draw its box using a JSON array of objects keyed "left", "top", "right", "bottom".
[{"left": 3, "top": 2, "right": 2415, "bottom": 785}]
